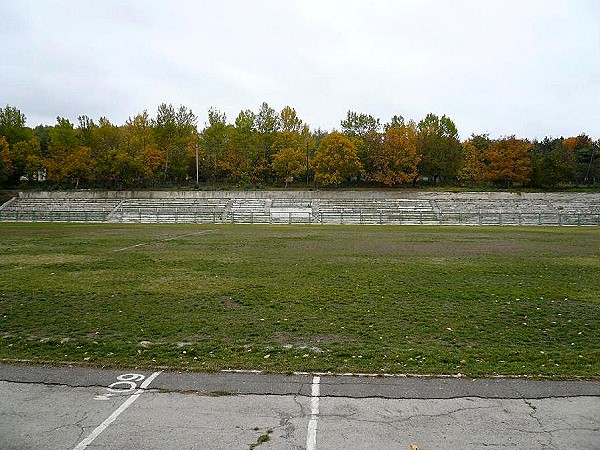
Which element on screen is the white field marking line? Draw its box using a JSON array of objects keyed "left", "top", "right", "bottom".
[
  {"left": 306, "top": 375, "right": 320, "bottom": 450},
  {"left": 72, "top": 371, "right": 162, "bottom": 450},
  {"left": 113, "top": 230, "right": 216, "bottom": 252}
]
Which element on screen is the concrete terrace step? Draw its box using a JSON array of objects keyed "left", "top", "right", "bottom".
[{"left": 2, "top": 191, "right": 599, "bottom": 226}]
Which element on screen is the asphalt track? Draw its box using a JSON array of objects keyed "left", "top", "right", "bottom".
[{"left": 1, "top": 364, "right": 599, "bottom": 449}]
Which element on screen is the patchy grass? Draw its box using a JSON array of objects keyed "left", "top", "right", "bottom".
[
  {"left": 0, "top": 223, "right": 598, "bottom": 379},
  {"left": 249, "top": 428, "right": 272, "bottom": 449}
]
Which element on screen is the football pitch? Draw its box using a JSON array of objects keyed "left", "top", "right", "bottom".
[{"left": 1, "top": 223, "right": 598, "bottom": 379}]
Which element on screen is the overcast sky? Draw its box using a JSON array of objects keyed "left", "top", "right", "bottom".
[{"left": 1, "top": 0, "right": 599, "bottom": 140}]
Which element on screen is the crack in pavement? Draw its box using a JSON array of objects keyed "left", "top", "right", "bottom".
[
  {"left": 523, "top": 399, "right": 553, "bottom": 448},
  {"left": 323, "top": 401, "right": 504, "bottom": 425},
  {"left": 1, "top": 378, "right": 126, "bottom": 391}
]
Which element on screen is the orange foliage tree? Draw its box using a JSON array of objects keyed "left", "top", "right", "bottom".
[
  {"left": 484, "top": 136, "right": 532, "bottom": 187},
  {"left": 373, "top": 123, "right": 420, "bottom": 186},
  {"left": 0, "top": 137, "right": 13, "bottom": 187}
]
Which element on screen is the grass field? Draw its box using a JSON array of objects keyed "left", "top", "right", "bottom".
[{"left": 0, "top": 223, "right": 598, "bottom": 379}]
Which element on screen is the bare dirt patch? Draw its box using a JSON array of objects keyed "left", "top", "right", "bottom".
[
  {"left": 0, "top": 254, "right": 91, "bottom": 267},
  {"left": 220, "top": 296, "right": 244, "bottom": 309}
]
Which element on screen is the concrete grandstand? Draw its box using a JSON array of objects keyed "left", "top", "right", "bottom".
[{"left": 1, "top": 190, "right": 600, "bottom": 225}]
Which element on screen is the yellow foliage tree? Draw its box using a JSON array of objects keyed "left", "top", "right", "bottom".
[
  {"left": 313, "top": 132, "right": 362, "bottom": 186},
  {"left": 458, "top": 140, "right": 486, "bottom": 185},
  {"left": 272, "top": 147, "right": 305, "bottom": 187}
]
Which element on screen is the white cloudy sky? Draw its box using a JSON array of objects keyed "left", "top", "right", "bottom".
[{"left": 1, "top": 0, "right": 599, "bottom": 140}]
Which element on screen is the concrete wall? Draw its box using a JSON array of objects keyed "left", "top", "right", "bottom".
[{"left": 17, "top": 189, "right": 600, "bottom": 203}]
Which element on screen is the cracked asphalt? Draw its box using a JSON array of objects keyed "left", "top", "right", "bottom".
[{"left": 1, "top": 364, "right": 599, "bottom": 449}]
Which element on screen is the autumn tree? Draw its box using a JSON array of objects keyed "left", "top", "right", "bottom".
[
  {"left": 217, "top": 139, "right": 248, "bottom": 183},
  {"left": 417, "top": 113, "right": 463, "bottom": 184},
  {"left": 484, "top": 136, "right": 532, "bottom": 187},
  {"left": 272, "top": 147, "right": 306, "bottom": 187},
  {"left": 458, "top": 136, "right": 487, "bottom": 186},
  {"left": 373, "top": 123, "right": 420, "bottom": 186},
  {"left": 0, "top": 137, "right": 13, "bottom": 187},
  {"left": 280, "top": 106, "right": 306, "bottom": 134},
  {"left": 313, "top": 132, "right": 362, "bottom": 186}
]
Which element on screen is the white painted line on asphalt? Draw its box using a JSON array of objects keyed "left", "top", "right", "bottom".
[
  {"left": 72, "top": 371, "right": 162, "bottom": 450},
  {"left": 306, "top": 375, "right": 320, "bottom": 450}
]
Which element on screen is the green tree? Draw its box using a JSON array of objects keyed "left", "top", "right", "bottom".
[
  {"left": 33, "top": 125, "right": 51, "bottom": 156},
  {"left": 416, "top": 113, "right": 463, "bottom": 184},
  {"left": 341, "top": 111, "right": 382, "bottom": 181},
  {"left": 341, "top": 111, "right": 380, "bottom": 137},
  {"left": 229, "top": 109, "right": 258, "bottom": 182},
  {"left": 9, "top": 137, "right": 43, "bottom": 184},
  {"left": 88, "top": 117, "right": 124, "bottom": 187},
  {"left": 201, "top": 108, "right": 229, "bottom": 181},
  {"left": 568, "top": 134, "right": 597, "bottom": 184},
  {"left": 94, "top": 149, "right": 139, "bottom": 188},
  {"left": 77, "top": 115, "right": 99, "bottom": 149},
  {"left": 154, "top": 103, "right": 197, "bottom": 184},
  {"left": 313, "top": 132, "right": 363, "bottom": 186},
  {"left": 0, "top": 105, "right": 32, "bottom": 145},
  {"left": 384, "top": 114, "right": 405, "bottom": 132},
  {"left": 254, "top": 102, "right": 280, "bottom": 182}
]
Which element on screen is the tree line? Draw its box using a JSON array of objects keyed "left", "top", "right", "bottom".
[{"left": 0, "top": 103, "right": 597, "bottom": 190}]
